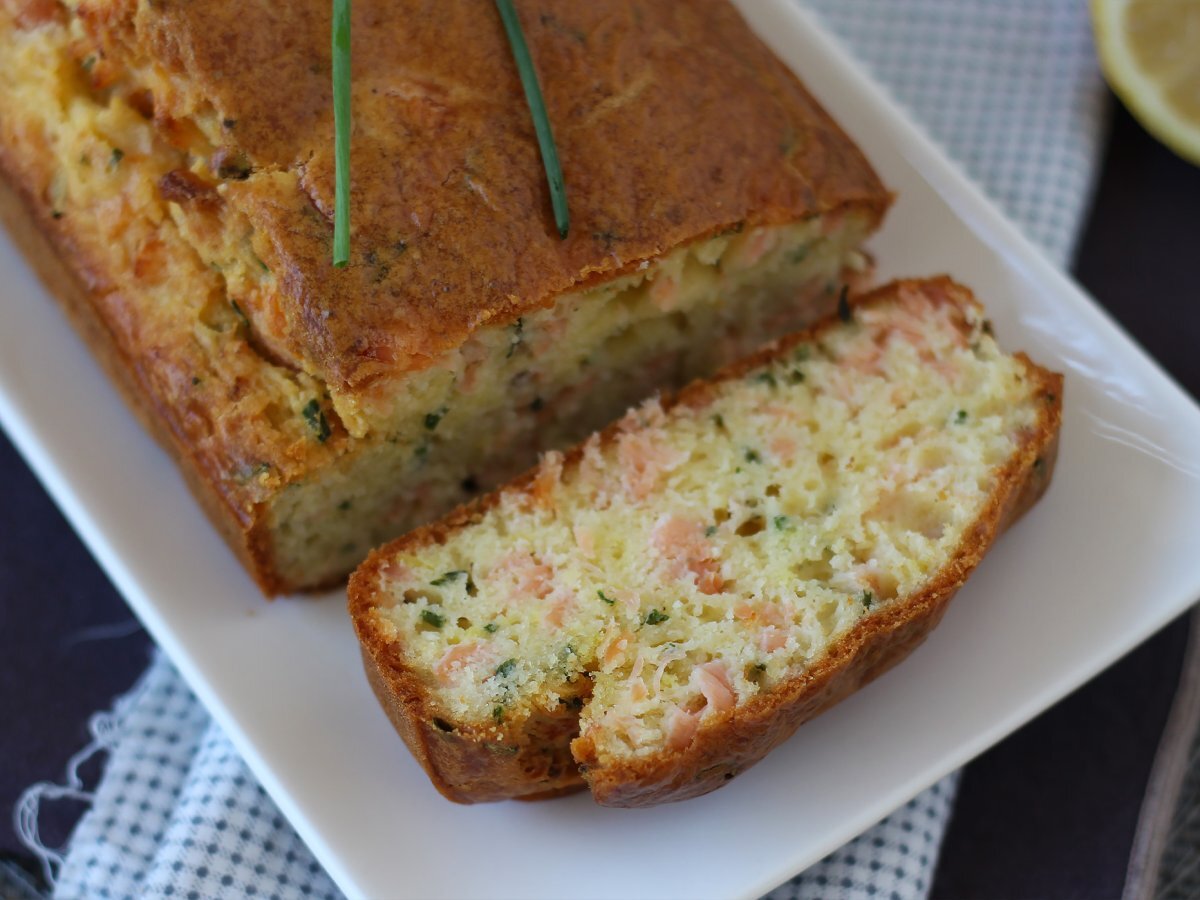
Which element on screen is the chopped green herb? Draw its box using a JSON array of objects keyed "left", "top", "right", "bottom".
[
  {"left": 753, "top": 371, "right": 778, "bottom": 388},
  {"left": 424, "top": 407, "right": 448, "bottom": 430},
  {"left": 645, "top": 609, "right": 669, "bottom": 626},
  {"left": 216, "top": 155, "right": 253, "bottom": 180},
  {"left": 507, "top": 317, "right": 524, "bottom": 358},
  {"left": 421, "top": 609, "right": 445, "bottom": 628},
  {"left": 711, "top": 413, "right": 726, "bottom": 430},
  {"left": 337, "top": 499, "right": 352, "bottom": 511},
  {"left": 495, "top": 658, "right": 517, "bottom": 678},
  {"left": 837, "top": 285, "right": 852, "bottom": 322},
  {"left": 779, "top": 126, "right": 798, "bottom": 157},
  {"left": 331, "top": 0, "right": 351, "bottom": 265},
  {"left": 744, "top": 448, "right": 762, "bottom": 463},
  {"left": 593, "top": 229, "right": 620, "bottom": 249},
  {"left": 250, "top": 251, "right": 270, "bottom": 274},
  {"left": 788, "top": 369, "right": 805, "bottom": 384},
  {"left": 414, "top": 442, "right": 429, "bottom": 462},
  {"left": 597, "top": 589, "right": 615, "bottom": 605},
  {"left": 431, "top": 570, "right": 467, "bottom": 587},
  {"left": 861, "top": 590, "right": 874, "bottom": 609},
  {"left": 81, "top": 55, "right": 96, "bottom": 72},
  {"left": 484, "top": 623, "right": 499, "bottom": 633},
  {"left": 495, "top": 0, "right": 570, "bottom": 238},
  {"left": 108, "top": 147, "right": 124, "bottom": 170},
  {"left": 773, "top": 515, "right": 791, "bottom": 531},
  {"left": 704, "top": 525, "right": 718, "bottom": 537},
  {"left": 955, "top": 409, "right": 968, "bottom": 424},
  {"left": 492, "top": 705, "right": 504, "bottom": 722},
  {"left": 301, "top": 399, "right": 331, "bottom": 442}
]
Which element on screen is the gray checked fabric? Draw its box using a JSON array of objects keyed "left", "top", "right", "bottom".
[
  {"left": 19, "top": 656, "right": 342, "bottom": 900},
  {"left": 17, "top": 2, "right": 1108, "bottom": 898}
]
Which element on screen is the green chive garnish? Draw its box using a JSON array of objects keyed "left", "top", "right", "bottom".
[
  {"left": 495, "top": 0, "right": 569, "bottom": 239},
  {"left": 331, "top": 0, "right": 351, "bottom": 266}
]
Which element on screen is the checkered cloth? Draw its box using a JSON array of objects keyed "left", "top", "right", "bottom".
[{"left": 17, "top": 2, "right": 1107, "bottom": 898}]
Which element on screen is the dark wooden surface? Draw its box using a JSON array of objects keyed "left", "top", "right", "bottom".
[{"left": 2, "top": 97, "right": 1198, "bottom": 898}]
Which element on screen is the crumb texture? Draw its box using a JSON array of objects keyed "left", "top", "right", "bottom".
[{"left": 355, "top": 278, "right": 1061, "bottom": 801}]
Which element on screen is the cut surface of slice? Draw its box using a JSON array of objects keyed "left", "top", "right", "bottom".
[
  {"left": 1092, "top": 0, "right": 1200, "bottom": 165},
  {"left": 349, "top": 277, "right": 1063, "bottom": 806}
]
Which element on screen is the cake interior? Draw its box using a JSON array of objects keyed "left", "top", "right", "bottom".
[
  {"left": 271, "top": 220, "right": 873, "bottom": 585},
  {"left": 366, "top": 284, "right": 1050, "bottom": 767}
]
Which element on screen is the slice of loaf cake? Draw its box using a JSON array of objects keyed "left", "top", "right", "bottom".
[
  {"left": 0, "top": 0, "right": 887, "bottom": 592},
  {"left": 348, "top": 277, "right": 1062, "bottom": 806}
]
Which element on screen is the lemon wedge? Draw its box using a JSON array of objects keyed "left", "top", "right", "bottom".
[{"left": 1092, "top": 0, "right": 1200, "bottom": 165}]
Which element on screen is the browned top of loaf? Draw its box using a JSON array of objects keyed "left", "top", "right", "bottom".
[{"left": 79, "top": 0, "right": 889, "bottom": 392}]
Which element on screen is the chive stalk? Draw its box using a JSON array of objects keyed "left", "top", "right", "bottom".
[
  {"left": 331, "top": 0, "right": 351, "bottom": 266},
  {"left": 494, "top": 0, "right": 570, "bottom": 239}
]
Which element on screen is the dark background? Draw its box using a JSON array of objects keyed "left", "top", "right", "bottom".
[{"left": 3, "top": 99, "right": 1199, "bottom": 898}]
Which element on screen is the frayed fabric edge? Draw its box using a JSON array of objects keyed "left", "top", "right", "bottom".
[{"left": 13, "top": 651, "right": 159, "bottom": 888}]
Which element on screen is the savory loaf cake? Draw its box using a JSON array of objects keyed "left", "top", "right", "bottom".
[
  {"left": 349, "top": 277, "right": 1063, "bottom": 806},
  {"left": 0, "top": 0, "right": 888, "bottom": 593}
]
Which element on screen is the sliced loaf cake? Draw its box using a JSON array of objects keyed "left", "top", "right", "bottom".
[
  {"left": 348, "top": 277, "right": 1063, "bottom": 806},
  {"left": 0, "top": 0, "right": 887, "bottom": 592}
]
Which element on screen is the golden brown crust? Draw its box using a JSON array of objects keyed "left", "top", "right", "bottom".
[
  {"left": 348, "top": 277, "right": 1064, "bottom": 806},
  {"left": 0, "top": 149, "right": 291, "bottom": 595},
  {"left": 359, "top": 645, "right": 586, "bottom": 803},
  {"left": 82, "top": 0, "right": 890, "bottom": 393}
]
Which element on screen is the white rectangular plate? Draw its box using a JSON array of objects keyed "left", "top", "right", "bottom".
[{"left": 4, "top": 3, "right": 1200, "bottom": 898}]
